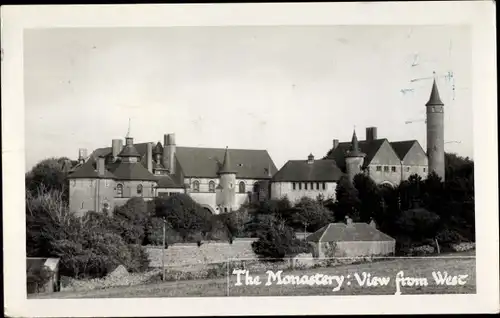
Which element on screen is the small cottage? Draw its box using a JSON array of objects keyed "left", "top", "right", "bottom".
[
  {"left": 306, "top": 218, "right": 395, "bottom": 258},
  {"left": 26, "top": 257, "right": 60, "bottom": 294}
]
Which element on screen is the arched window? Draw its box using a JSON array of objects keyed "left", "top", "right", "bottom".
[
  {"left": 253, "top": 182, "right": 260, "bottom": 193},
  {"left": 239, "top": 181, "right": 246, "bottom": 193},
  {"left": 137, "top": 184, "right": 143, "bottom": 196},
  {"left": 116, "top": 184, "right": 123, "bottom": 197},
  {"left": 209, "top": 181, "right": 215, "bottom": 192},
  {"left": 193, "top": 180, "right": 200, "bottom": 192}
]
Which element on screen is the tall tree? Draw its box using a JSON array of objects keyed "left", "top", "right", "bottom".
[
  {"left": 353, "top": 174, "right": 382, "bottom": 222},
  {"left": 333, "top": 175, "right": 361, "bottom": 221}
]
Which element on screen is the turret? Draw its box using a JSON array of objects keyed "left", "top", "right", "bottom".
[
  {"left": 216, "top": 147, "right": 237, "bottom": 213},
  {"left": 118, "top": 136, "right": 141, "bottom": 163},
  {"left": 425, "top": 78, "right": 445, "bottom": 181},
  {"left": 345, "top": 129, "right": 365, "bottom": 182}
]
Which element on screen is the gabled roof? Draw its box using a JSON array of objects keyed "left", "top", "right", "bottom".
[
  {"left": 92, "top": 143, "right": 277, "bottom": 179},
  {"left": 107, "top": 161, "right": 157, "bottom": 181},
  {"left": 390, "top": 140, "right": 418, "bottom": 161},
  {"left": 306, "top": 222, "right": 395, "bottom": 242},
  {"left": 68, "top": 157, "right": 116, "bottom": 179},
  {"left": 272, "top": 159, "right": 343, "bottom": 182},
  {"left": 326, "top": 139, "right": 387, "bottom": 170}
]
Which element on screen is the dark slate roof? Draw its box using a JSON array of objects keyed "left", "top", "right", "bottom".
[
  {"left": 153, "top": 142, "right": 163, "bottom": 155},
  {"left": 118, "top": 143, "right": 141, "bottom": 158},
  {"left": 426, "top": 79, "right": 444, "bottom": 106},
  {"left": 175, "top": 147, "right": 277, "bottom": 179},
  {"left": 306, "top": 223, "right": 395, "bottom": 242},
  {"left": 107, "top": 162, "right": 157, "bottom": 181},
  {"left": 68, "top": 157, "right": 116, "bottom": 179},
  {"left": 156, "top": 175, "right": 184, "bottom": 188},
  {"left": 272, "top": 159, "right": 343, "bottom": 182},
  {"left": 346, "top": 130, "right": 366, "bottom": 158},
  {"left": 326, "top": 139, "right": 387, "bottom": 170},
  {"left": 92, "top": 143, "right": 277, "bottom": 179},
  {"left": 390, "top": 140, "right": 417, "bottom": 161}
]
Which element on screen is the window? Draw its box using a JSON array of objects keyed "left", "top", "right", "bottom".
[
  {"left": 238, "top": 181, "right": 245, "bottom": 193},
  {"left": 292, "top": 182, "right": 296, "bottom": 190},
  {"left": 423, "top": 167, "right": 426, "bottom": 172},
  {"left": 310, "top": 182, "right": 314, "bottom": 189},
  {"left": 116, "top": 184, "right": 123, "bottom": 197},
  {"left": 384, "top": 166, "right": 389, "bottom": 172},
  {"left": 316, "top": 182, "right": 320, "bottom": 190},
  {"left": 193, "top": 180, "right": 200, "bottom": 192},
  {"left": 305, "top": 183, "right": 308, "bottom": 190},
  {"left": 299, "top": 183, "right": 302, "bottom": 190},
  {"left": 405, "top": 167, "right": 410, "bottom": 172},
  {"left": 137, "top": 184, "right": 143, "bottom": 196},
  {"left": 376, "top": 166, "right": 382, "bottom": 172},
  {"left": 322, "top": 182, "right": 326, "bottom": 190},
  {"left": 209, "top": 181, "right": 216, "bottom": 193},
  {"left": 391, "top": 166, "right": 396, "bottom": 172}
]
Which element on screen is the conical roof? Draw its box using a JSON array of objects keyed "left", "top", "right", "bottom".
[
  {"left": 218, "top": 147, "right": 237, "bottom": 174},
  {"left": 426, "top": 79, "right": 444, "bottom": 106},
  {"left": 118, "top": 137, "right": 141, "bottom": 158},
  {"left": 346, "top": 129, "right": 366, "bottom": 158}
]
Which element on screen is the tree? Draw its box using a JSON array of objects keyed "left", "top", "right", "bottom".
[
  {"left": 292, "top": 197, "right": 333, "bottom": 232},
  {"left": 25, "top": 157, "right": 73, "bottom": 203},
  {"left": 333, "top": 176, "right": 361, "bottom": 221},
  {"left": 353, "top": 174, "right": 382, "bottom": 222}
]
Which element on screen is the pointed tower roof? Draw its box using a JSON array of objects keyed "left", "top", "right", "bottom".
[
  {"left": 218, "top": 147, "right": 237, "bottom": 174},
  {"left": 118, "top": 137, "right": 141, "bottom": 158},
  {"left": 426, "top": 79, "right": 444, "bottom": 106},
  {"left": 346, "top": 129, "right": 366, "bottom": 158}
]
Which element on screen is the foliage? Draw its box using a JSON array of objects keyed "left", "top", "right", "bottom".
[
  {"left": 332, "top": 176, "right": 361, "bottom": 221},
  {"left": 353, "top": 174, "right": 382, "bottom": 222},
  {"left": 252, "top": 217, "right": 310, "bottom": 261},
  {"left": 25, "top": 157, "right": 73, "bottom": 203},
  {"left": 27, "top": 264, "right": 53, "bottom": 293},
  {"left": 291, "top": 197, "right": 333, "bottom": 232}
]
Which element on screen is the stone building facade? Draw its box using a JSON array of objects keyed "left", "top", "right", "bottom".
[{"left": 68, "top": 133, "right": 277, "bottom": 216}]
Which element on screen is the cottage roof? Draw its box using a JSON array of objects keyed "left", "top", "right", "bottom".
[
  {"left": 306, "top": 222, "right": 395, "bottom": 242},
  {"left": 390, "top": 140, "right": 418, "bottom": 161},
  {"left": 426, "top": 79, "right": 444, "bottom": 106},
  {"left": 272, "top": 159, "right": 343, "bottom": 182},
  {"left": 68, "top": 157, "right": 116, "bottom": 179}
]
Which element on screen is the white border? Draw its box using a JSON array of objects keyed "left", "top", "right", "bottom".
[{"left": 1, "top": 2, "right": 498, "bottom": 316}]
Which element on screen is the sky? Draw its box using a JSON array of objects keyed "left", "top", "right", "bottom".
[{"left": 24, "top": 25, "right": 472, "bottom": 171}]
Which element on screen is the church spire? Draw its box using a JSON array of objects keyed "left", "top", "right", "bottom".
[
  {"left": 426, "top": 78, "right": 444, "bottom": 106},
  {"left": 346, "top": 129, "right": 365, "bottom": 158},
  {"left": 219, "top": 147, "right": 236, "bottom": 174}
]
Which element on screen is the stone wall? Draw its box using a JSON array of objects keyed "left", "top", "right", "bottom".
[{"left": 146, "top": 239, "right": 259, "bottom": 268}]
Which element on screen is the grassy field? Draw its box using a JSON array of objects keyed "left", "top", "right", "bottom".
[{"left": 31, "top": 252, "right": 475, "bottom": 298}]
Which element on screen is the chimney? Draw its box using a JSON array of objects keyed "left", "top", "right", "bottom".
[
  {"left": 78, "top": 148, "right": 87, "bottom": 164},
  {"left": 162, "top": 134, "right": 169, "bottom": 171},
  {"left": 366, "top": 127, "right": 378, "bottom": 141},
  {"left": 332, "top": 139, "right": 339, "bottom": 150},
  {"left": 146, "top": 142, "right": 153, "bottom": 173},
  {"left": 112, "top": 139, "right": 123, "bottom": 158},
  {"left": 166, "top": 133, "right": 176, "bottom": 175},
  {"left": 307, "top": 153, "right": 314, "bottom": 164},
  {"left": 97, "top": 157, "right": 106, "bottom": 176}
]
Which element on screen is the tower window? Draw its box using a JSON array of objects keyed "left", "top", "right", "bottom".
[
  {"left": 209, "top": 181, "right": 216, "bottom": 193},
  {"left": 384, "top": 166, "right": 389, "bottom": 172},
  {"left": 376, "top": 166, "right": 382, "bottom": 172},
  {"left": 137, "top": 184, "right": 143, "bottom": 196},
  {"left": 292, "top": 182, "right": 296, "bottom": 190},
  {"left": 193, "top": 180, "right": 200, "bottom": 192},
  {"left": 238, "top": 181, "right": 245, "bottom": 193},
  {"left": 116, "top": 184, "right": 123, "bottom": 197},
  {"left": 391, "top": 166, "right": 396, "bottom": 172}
]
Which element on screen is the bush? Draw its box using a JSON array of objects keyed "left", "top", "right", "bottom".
[{"left": 27, "top": 265, "right": 53, "bottom": 293}]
